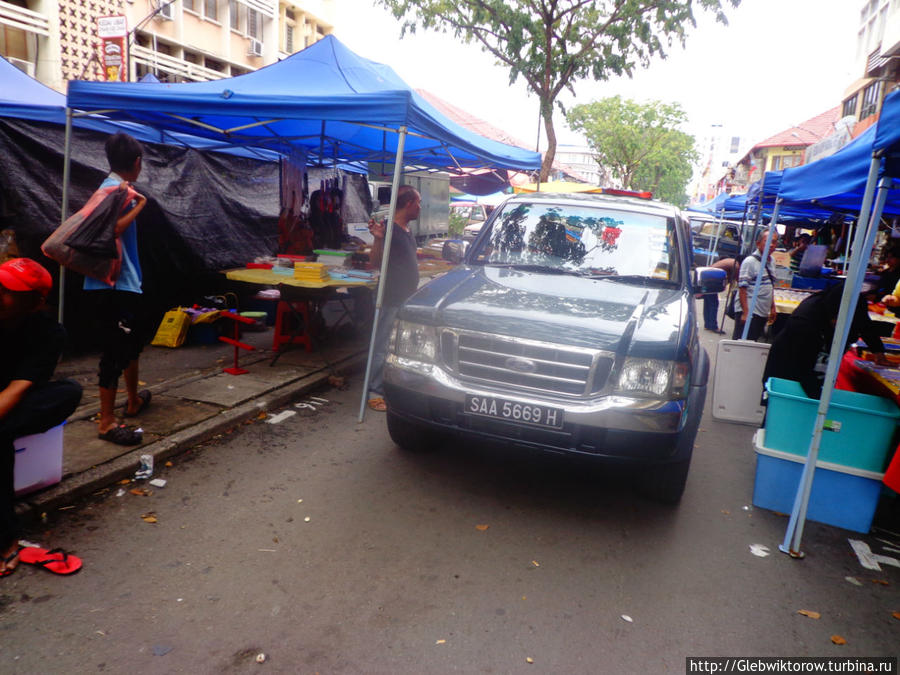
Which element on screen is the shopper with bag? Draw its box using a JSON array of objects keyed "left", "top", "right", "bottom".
[{"left": 86, "top": 133, "right": 152, "bottom": 446}]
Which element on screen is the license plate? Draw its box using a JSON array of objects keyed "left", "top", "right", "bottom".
[{"left": 464, "top": 395, "right": 563, "bottom": 429}]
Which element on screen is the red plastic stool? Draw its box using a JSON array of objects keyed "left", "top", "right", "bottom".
[
  {"left": 219, "top": 311, "right": 256, "bottom": 375},
  {"left": 273, "top": 299, "right": 312, "bottom": 353}
]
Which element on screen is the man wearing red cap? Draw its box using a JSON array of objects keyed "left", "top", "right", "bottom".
[{"left": 0, "top": 258, "right": 82, "bottom": 577}]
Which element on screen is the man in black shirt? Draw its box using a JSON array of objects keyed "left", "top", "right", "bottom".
[
  {"left": 367, "top": 185, "right": 421, "bottom": 411},
  {"left": 0, "top": 258, "right": 82, "bottom": 577}
]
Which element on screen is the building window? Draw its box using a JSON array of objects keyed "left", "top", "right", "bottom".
[
  {"left": 247, "top": 8, "right": 260, "bottom": 39},
  {"left": 205, "top": 57, "right": 224, "bottom": 72},
  {"left": 285, "top": 25, "right": 294, "bottom": 52},
  {"left": 229, "top": 0, "right": 240, "bottom": 30},
  {"left": 842, "top": 94, "right": 859, "bottom": 119},
  {"left": 204, "top": 0, "right": 217, "bottom": 21},
  {"left": 860, "top": 80, "right": 883, "bottom": 120},
  {"left": 183, "top": 0, "right": 196, "bottom": 11}
]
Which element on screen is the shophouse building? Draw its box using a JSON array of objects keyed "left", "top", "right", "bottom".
[{"left": 0, "top": 0, "right": 333, "bottom": 91}]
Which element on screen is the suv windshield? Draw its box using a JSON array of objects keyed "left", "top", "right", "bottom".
[{"left": 470, "top": 201, "right": 681, "bottom": 282}]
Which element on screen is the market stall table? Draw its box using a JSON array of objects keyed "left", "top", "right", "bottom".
[{"left": 224, "top": 267, "right": 376, "bottom": 359}]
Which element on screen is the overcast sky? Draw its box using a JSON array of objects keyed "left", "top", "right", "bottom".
[{"left": 335, "top": 0, "right": 863, "bottom": 150}]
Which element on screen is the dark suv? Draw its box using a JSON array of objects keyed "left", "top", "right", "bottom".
[{"left": 383, "top": 192, "right": 725, "bottom": 502}]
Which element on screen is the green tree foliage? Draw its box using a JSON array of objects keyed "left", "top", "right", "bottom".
[
  {"left": 376, "top": 0, "right": 738, "bottom": 182},
  {"left": 567, "top": 96, "right": 699, "bottom": 206}
]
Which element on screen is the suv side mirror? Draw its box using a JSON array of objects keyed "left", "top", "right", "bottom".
[
  {"left": 694, "top": 266, "right": 726, "bottom": 294},
  {"left": 442, "top": 239, "right": 467, "bottom": 264}
]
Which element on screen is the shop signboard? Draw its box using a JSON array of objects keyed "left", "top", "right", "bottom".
[
  {"left": 98, "top": 15, "right": 128, "bottom": 82},
  {"left": 804, "top": 116, "right": 855, "bottom": 165}
]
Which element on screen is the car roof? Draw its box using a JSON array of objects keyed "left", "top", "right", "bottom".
[{"left": 504, "top": 191, "right": 680, "bottom": 218}]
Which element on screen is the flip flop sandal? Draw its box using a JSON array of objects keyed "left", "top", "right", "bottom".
[
  {"left": 98, "top": 425, "right": 143, "bottom": 446},
  {"left": 367, "top": 397, "right": 387, "bottom": 412},
  {"left": 18, "top": 547, "right": 82, "bottom": 575},
  {"left": 1, "top": 546, "right": 22, "bottom": 577},
  {"left": 123, "top": 389, "right": 152, "bottom": 418}
]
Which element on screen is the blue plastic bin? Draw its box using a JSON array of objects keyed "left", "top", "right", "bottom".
[
  {"left": 764, "top": 377, "right": 900, "bottom": 473},
  {"left": 752, "top": 430, "right": 884, "bottom": 533}
]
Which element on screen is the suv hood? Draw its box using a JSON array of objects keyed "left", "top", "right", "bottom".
[{"left": 402, "top": 265, "right": 687, "bottom": 355}]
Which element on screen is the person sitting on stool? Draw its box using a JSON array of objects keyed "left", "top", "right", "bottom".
[{"left": 0, "top": 258, "right": 82, "bottom": 577}]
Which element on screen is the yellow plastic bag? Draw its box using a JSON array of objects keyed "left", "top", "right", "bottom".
[{"left": 151, "top": 308, "right": 191, "bottom": 348}]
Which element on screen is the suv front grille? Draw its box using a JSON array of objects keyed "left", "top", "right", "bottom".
[{"left": 440, "top": 330, "right": 613, "bottom": 397}]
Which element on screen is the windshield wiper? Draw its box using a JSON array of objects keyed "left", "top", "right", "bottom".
[
  {"left": 584, "top": 273, "right": 678, "bottom": 286},
  {"left": 485, "top": 263, "right": 582, "bottom": 276}
]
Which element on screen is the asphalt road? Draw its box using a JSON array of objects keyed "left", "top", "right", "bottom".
[{"left": 1, "top": 342, "right": 899, "bottom": 673}]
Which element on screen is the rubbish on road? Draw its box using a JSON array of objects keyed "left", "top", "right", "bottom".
[
  {"left": 256, "top": 653, "right": 266, "bottom": 663},
  {"left": 141, "top": 512, "right": 158, "bottom": 524},
  {"left": 18, "top": 547, "right": 82, "bottom": 575},
  {"left": 621, "top": 615, "right": 633, "bottom": 623},
  {"left": 475, "top": 524, "right": 489, "bottom": 531},
  {"left": 297, "top": 499, "right": 303, "bottom": 503},
  {"left": 742, "top": 505, "right": 752, "bottom": 511},
  {"left": 258, "top": 549, "right": 277, "bottom": 552},
  {"left": 797, "top": 610, "right": 821, "bottom": 619},
  {"left": 130, "top": 487, "right": 152, "bottom": 496},
  {"left": 328, "top": 375, "right": 347, "bottom": 389},
  {"left": 893, "top": 612, "right": 900, "bottom": 620},
  {"left": 304, "top": 517, "right": 311, "bottom": 522},
  {"left": 135, "top": 454, "right": 154, "bottom": 480},
  {"left": 749, "top": 544, "right": 770, "bottom": 557},
  {"left": 266, "top": 410, "right": 296, "bottom": 424},
  {"left": 152, "top": 645, "right": 173, "bottom": 656},
  {"left": 165, "top": 461, "right": 173, "bottom": 467},
  {"left": 531, "top": 560, "right": 540, "bottom": 567},
  {"left": 845, "top": 576, "right": 863, "bottom": 586},
  {"left": 116, "top": 489, "right": 125, "bottom": 497},
  {"left": 831, "top": 635, "right": 847, "bottom": 645},
  {"left": 149, "top": 478, "right": 167, "bottom": 488},
  {"left": 119, "top": 479, "right": 131, "bottom": 485},
  {"left": 435, "top": 639, "right": 446, "bottom": 645},
  {"left": 525, "top": 657, "right": 534, "bottom": 664}
]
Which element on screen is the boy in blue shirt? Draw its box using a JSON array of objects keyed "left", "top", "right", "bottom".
[{"left": 87, "top": 133, "right": 150, "bottom": 445}]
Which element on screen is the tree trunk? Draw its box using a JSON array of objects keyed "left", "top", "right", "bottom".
[{"left": 539, "top": 101, "right": 555, "bottom": 184}]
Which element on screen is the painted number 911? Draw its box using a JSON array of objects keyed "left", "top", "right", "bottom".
[{"left": 465, "top": 395, "right": 563, "bottom": 429}]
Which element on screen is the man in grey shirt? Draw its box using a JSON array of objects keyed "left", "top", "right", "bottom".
[{"left": 732, "top": 231, "right": 777, "bottom": 340}]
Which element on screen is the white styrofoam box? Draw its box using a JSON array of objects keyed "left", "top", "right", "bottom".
[
  {"left": 712, "top": 339, "right": 771, "bottom": 425},
  {"left": 14, "top": 423, "right": 64, "bottom": 496}
]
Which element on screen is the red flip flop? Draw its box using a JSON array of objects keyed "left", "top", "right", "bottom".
[{"left": 18, "top": 547, "right": 82, "bottom": 575}]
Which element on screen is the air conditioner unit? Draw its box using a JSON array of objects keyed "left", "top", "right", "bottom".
[
  {"left": 8, "top": 57, "right": 35, "bottom": 78},
  {"left": 248, "top": 39, "right": 263, "bottom": 57},
  {"left": 156, "top": 1, "right": 173, "bottom": 20}
]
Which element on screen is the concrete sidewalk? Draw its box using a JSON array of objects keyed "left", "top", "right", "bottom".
[{"left": 17, "top": 323, "right": 369, "bottom": 523}]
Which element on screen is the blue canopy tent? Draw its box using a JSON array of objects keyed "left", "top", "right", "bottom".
[
  {"left": 771, "top": 89, "right": 900, "bottom": 556},
  {"left": 63, "top": 34, "right": 541, "bottom": 420}
]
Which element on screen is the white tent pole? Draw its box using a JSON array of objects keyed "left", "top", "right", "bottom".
[
  {"left": 57, "top": 108, "right": 74, "bottom": 324},
  {"left": 358, "top": 126, "right": 408, "bottom": 422},
  {"left": 707, "top": 208, "right": 725, "bottom": 266},
  {"left": 780, "top": 157, "right": 886, "bottom": 558},
  {"left": 741, "top": 198, "right": 781, "bottom": 340}
]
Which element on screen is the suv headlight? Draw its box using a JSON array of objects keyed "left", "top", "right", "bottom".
[
  {"left": 616, "top": 358, "right": 689, "bottom": 398},
  {"left": 390, "top": 320, "right": 437, "bottom": 362}
]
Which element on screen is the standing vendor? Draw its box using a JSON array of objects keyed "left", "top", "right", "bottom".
[{"left": 732, "top": 231, "right": 777, "bottom": 341}]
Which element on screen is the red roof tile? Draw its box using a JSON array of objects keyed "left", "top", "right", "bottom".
[{"left": 753, "top": 106, "right": 842, "bottom": 149}]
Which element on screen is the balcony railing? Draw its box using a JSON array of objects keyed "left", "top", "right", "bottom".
[
  {"left": 0, "top": 0, "right": 50, "bottom": 37},
  {"left": 131, "top": 44, "right": 227, "bottom": 82},
  {"left": 240, "top": 0, "right": 276, "bottom": 19}
]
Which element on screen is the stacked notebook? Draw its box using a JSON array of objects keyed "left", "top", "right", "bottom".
[{"left": 293, "top": 262, "right": 330, "bottom": 281}]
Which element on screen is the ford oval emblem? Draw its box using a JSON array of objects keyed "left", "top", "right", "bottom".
[{"left": 505, "top": 356, "right": 537, "bottom": 374}]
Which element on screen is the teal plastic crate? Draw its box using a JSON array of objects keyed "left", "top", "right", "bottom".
[
  {"left": 752, "top": 430, "right": 884, "bottom": 534},
  {"left": 764, "top": 377, "right": 900, "bottom": 473}
]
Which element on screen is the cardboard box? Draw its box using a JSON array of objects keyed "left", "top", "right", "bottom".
[{"left": 14, "top": 423, "right": 64, "bottom": 497}]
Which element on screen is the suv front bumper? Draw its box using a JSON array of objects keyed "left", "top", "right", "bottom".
[{"left": 384, "top": 357, "right": 705, "bottom": 463}]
